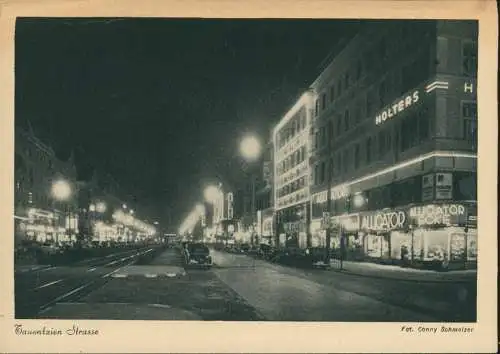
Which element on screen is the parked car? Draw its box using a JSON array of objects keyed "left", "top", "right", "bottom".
[
  {"left": 183, "top": 243, "right": 212, "bottom": 268},
  {"left": 40, "top": 241, "right": 62, "bottom": 256}
]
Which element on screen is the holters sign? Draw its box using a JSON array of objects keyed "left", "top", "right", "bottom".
[{"left": 375, "top": 91, "right": 420, "bottom": 126}]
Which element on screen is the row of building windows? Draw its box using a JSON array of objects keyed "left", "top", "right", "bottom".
[
  {"left": 277, "top": 108, "right": 307, "bottom": 149},
  {"left": 312, "top": 98, "right": 477, "bottom": 187},
  {"left": 462, "top": 41, "right": 478, "bottom": 77},
  {"left": 462, "top": 102, "right": 478, "bottom": 150},
  {"left": 312, "top": 68, "right": 429, "bottom": 153},
  {"left": 276, "top": 146, "right": 307, "bottom": 176},
  {"left": 276, "top": 189, "right": 308, "bottom": 209},
  {"left": 313, "top": 39, "right": 476, "bottom": 142},
  {"left": 276, "top": 203, "right": 308, "bottom": 223},
  {"left": 314, "top": 24, "right": 436, "bottom": 119},
  {"left": 312, "top": 107, "right": 432, "bottom": 185},
  {"left": 277, "top": 176, "right": 307, "bottom": 198}
]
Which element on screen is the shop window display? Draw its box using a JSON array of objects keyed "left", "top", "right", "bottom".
[
  {"left": 411, "top": 229, "right": 425, "bottom": 260},
  {"left": 311, "top": 228, "right": 326, "bottom": 247},
  {"left": 364, "top": 233, "right": 389, "bottom": 259},
  {"left": 346, "top": 232, "right": 364, "bottom": 260},
  {"left": 422, "top": 228, "right": 449, "bottom": 262},
  {"left": 448, "top": 226, "right": 477, "bottom": 261},
  {"left": 466, "top": 228, "right": 478, "bottom": 261},
  {"left": 298, "top": 232, "right": 308, "bottom": 249},
  {"left": 390, "top": 230, "right": 410, "bottom": 260}
]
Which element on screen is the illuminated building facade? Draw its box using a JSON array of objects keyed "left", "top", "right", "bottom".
[
  {"left": 78, "top": 171, "right": 157, "bottom": 244},
  {"left": 201, "top": 182, "right": 235, "bottom": 243},
  {"left": 273, "top": 91, "right": 315, "bottom": 249},
  {"left": 14, "top": 125, "right": 78, "bottom": 244},
  {"left": 309, "top": 20, "right": 478, "bottom": 265}
]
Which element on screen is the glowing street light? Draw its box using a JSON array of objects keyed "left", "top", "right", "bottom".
[
  {"left": 153, "top": 221, "right": 159, "bottom": 225},
  {"left": 96, "top": 201, "right": 107, "bottom": 213},
  {"left": 240, "top": 135, "right": 261, "bottom": 162},
  {"left": 130, "top": 209, "right": 135, "bottom": 215},
  {"left": 352, "top": 193, "right": 368, "bottom": 209},
  {"left": 122, "top": 204, "right": 127, "bottom": 209},
  {"left": 239, "top": 134, "right": 262, "bottom": 246},
  {"left": 51, "top": 179, "right": 71, "bottom": 201},
  {"left": 204, "top": 185, "right": 221, "bottom": 204}
]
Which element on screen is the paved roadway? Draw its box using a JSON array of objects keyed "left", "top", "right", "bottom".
[
  {"left": 17, "top": 246, "right": 476, "bottom": 321},
  {"left": 210, "top": 250, "right": 476, "bottom": 322},
  {"left": 14, "top": 246, "right": 162, "bottom": 318}
]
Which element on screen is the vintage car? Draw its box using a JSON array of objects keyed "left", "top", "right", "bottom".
[{"left": 183, "top": 243, "right": 213, "bottom": 268}]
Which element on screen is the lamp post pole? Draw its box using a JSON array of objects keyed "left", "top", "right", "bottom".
[
  {"left": 240, "top": 134, "right": 261, "bottom": 248},
  {"left": 411, "top": 225, "right": 415, "bottom": 265},
  {"left": 251, "top": 173, "right": 256, "bottom": 247},
  {"left": 325, "top": 130, "right": 333, "bottom": 266}
]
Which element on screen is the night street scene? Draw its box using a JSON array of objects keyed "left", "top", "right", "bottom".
[{"left": 14, "top": 18, "right": 478, "bottom": 322}]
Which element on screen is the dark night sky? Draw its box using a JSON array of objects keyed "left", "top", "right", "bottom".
[{"left": 15, "top": 18, "right": 361, "bottom": 226}]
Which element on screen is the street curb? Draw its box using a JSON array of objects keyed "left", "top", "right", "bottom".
[
  {"left": 328, "top": 268, "right": 477, "bottom": 284},
  {"left": 14, "top": 264, "right": 52, "bottom": 274}
]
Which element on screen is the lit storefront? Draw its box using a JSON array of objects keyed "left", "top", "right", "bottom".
[
  {"left": 310, "top": 202, "right": 477, "bottom": 265},
  {"left": 17, "top": 207, "right": 78, "bottom": 244},
  {"left": 111, "top": 210, "right": 156, "bottom": 243},
  {"left": 261, "top": 214, "right": 274, "bottom": 245}
]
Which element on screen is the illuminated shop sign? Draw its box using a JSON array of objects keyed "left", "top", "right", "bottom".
[
  {"left": 283, "top": 221, "right": 304, "bottom": 233},
  {"left": 463, "top": 81, "right": 475, "bottom": 93},
  {"left": 361, "top": 210, "right": 407, "bottom": 231},
  {"left": 409, "top": 204, "right": 465, "bottom": 227},
  {"left": 311, "top": 185, "right": 350, "bottom": 204},
  {"left": 375, "top": 91, "right": 420, "bottom": 126},
  {"left": 425, "top": 80, "right": 449, "bottom": 93},
  {"left": 333, "top": 214, "right": 360, "bottom": 232},
  {"left": 425, "top": 78, "right": 476, "bottom": 95}
]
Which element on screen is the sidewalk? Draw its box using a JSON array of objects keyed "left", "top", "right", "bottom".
[{"left": 330, "top": 259, "right": 477, "bottom": 283}]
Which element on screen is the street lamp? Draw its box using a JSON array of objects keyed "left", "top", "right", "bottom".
[
  {"left": 240, "top": 135, "right": 261, "bottom": 162},
  {"left": 204, "top": 185, "right": 221, "bottom": 204},
  {"left": 96, "top": 202, "right": 107, "bottom": 213},
  {"left": 352, "top": 193, "right": 367, "bottom": 209},
  {"left": 240, "top": 134, "right": 262, "bottom": 247},
  {"left": 51, "top": 179, "right": 71, "bottom": 201},
  {"left": 51, "top": 179, "right": 72, "bottom": 243}
]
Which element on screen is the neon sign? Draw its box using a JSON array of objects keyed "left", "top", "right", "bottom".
[
  {"left": 409, "top": 204, "right": 465, "bottom": 226},
  {"left": 361, "top": 210, "right": 406, "bottom": 231},
  {"left": 464, "top": 81, "right": 474, "bottom": 93},
  {"left": 375, "top": 91, "right": 420, "bottom": 126}
]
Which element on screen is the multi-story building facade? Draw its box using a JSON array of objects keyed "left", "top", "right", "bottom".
[
  {"left": 78, "top": 170, "right": 157, "bottom": 244},
  {"left": 273, "top": 91, "right": 315, "bottom": 249},
  {"left": 14, "top": 125, "right": 78, "bottom": 245},
  {"left": 309, "top": 20, "right": 477, "bottom": 264},
  {"left": 204, "top": 181, "right": 236, "bottom": 243}
]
